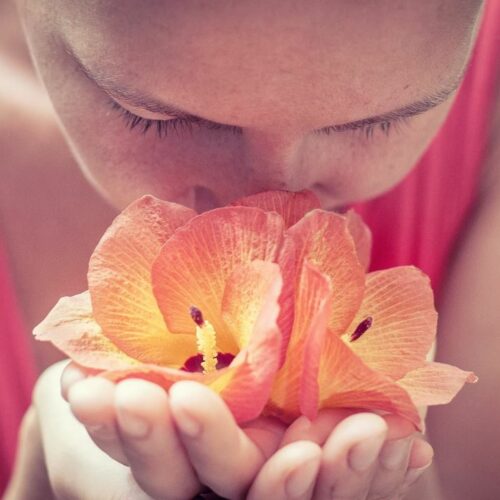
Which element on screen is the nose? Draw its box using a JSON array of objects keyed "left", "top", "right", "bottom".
[{"left": 239, "top": 129, "right": 309, "bottom": 193}]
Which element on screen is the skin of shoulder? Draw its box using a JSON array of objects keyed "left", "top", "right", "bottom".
[{"left": 425, "top": 90, "right": 500, "bottom": 498}]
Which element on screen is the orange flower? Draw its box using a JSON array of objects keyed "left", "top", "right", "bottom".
[
  {"left": 34, "top": 195, "right": 288, "bottom": 422},
  {"left": 35, "top": 191, "right": 476, "bottom": 428},
  {"left": 236, "top": 193, "right": 476, "bottom": 430}
]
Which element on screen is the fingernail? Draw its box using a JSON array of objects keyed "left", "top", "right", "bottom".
[
  {"left": 281, "top": 416, "right": 312, "bottom": 447},
  {"left": 285, "top": 459, "right": 319, "bottom": 498},
  {"left": 293, "top": 415, "right": 312, "bottom": 432},
  {"left": 348, "top": 433, "right": 385, "bottom": 471},
  {"left": 118, "top": 411, "right": 150, "bottom": 438},
  {"left": 86, "top": 423, "right": 108, "bottom": 436},
  {"left": 379, "top": 438, "right": 412, "bottom": 470},
  {"left": 86, "top": 423, "right": 117, "bottom": 442},
  {"left": 404, "top": 462, "right": 432, "bottom": 485},
  {"left": 175, "top": 410, "right": 202, "bottom": 438}
]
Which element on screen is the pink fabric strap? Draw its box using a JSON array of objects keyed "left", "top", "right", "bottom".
[{"left": 0, "top": 238, "right": 37, "bottom": 494}]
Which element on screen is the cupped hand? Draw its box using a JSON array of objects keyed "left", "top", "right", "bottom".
[
  {"left": 63, "top": 362, "right": 433, "bottom": 500},
  {"left": 63, "top": 362, "right": 287, "bottom": 499},
  {"left": 270, "top": 410, "right": 433, "bottom": 499},
  {"left": 21, "top": 361, "right": 154, "bottom": 500}
]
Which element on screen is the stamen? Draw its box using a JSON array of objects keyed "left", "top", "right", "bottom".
[
  {"left": 189, "top": 305, "right": 218, "bottom": 373},
  {"left": 350, "top": 316, "right": 373, "bottom": 342}
]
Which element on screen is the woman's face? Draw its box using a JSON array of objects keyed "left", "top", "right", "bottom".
[{"left": 19, "top": 0, "right": 482, "bottom": 211}]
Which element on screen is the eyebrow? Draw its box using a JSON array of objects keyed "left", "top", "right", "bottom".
[{"left": 67, "top": 43, "right": 462, "bottom": 133}]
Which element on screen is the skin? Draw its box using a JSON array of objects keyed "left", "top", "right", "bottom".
[{"left": 5, "top": 0, "right": 499, "bottom": 498}]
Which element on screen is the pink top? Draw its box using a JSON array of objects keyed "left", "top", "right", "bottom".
[
  {"left": 0, "top": 0, "right": 498, "bottom": 493},
  {"left": 0, "top": 239, "right": 36, "bottom": 493}
]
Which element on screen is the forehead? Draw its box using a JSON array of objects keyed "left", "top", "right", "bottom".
[{"left": 47, "top": 0, "right": 479, "bottom": 128}]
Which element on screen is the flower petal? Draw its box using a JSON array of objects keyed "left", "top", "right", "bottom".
[
  {"left": 88, "top": 195, "right": 197, "bottom": 365},
  {"left": 104, "top": 267, "right": 283, "bottom": 423},
  {"left": 397, "top": 362, "right": 478, "bottom": 407},
  {"left": 345, "top": 209, "right": 372, "bottom": 271},
  {"left": 221, "top": 260, "right": 282, "bottom": 349},
  {"left": 345, "top": 266, "right": 437, "bottom": 380},
  {"left": 231, "top": 190, "right": 321, "bottom": 229},
  {"left": 318, "top": 334, "right": 422, "bottom": 429},
  {"left": 34, "top": 291, "right": 138, "bottom": 370},
  {"left": 216, "top": 263, "right": 283, "bottom": 422},
  {"left": 101, "top": 364, "right": 210, "bottom": 391},
  {"left": 275, "top": 240, "right": 297, "bottom": 362},
  {"left": 152, "top": 207, "right": 284, "bottom": 352},
  {"left": 268, "top": 261, "right": 332, "bottom": 422},
  {"left": 282, "top": 209, "right": 365, "bottom": 336}
]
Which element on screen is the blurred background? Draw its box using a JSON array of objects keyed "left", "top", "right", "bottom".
[{"left": 0, "top": 0, "right": 116, "bottom": 491}]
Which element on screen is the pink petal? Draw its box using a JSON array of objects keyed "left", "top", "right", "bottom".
[
  {"left": 231, "top": 190, "right": 321, "bottom": 229},
  {"left": 268, "top": 261, "right": 332, "bottom": 422},
  {"left": 34, "top": 291, "right": 139, "bottom": 370},
  {"left": 102, "top": 363, "right": 210, "bottom": 389},
  {"left": 345, "top": 209, "right": 372, "bottom": 271},
  {"left": 281, "top": 209, "right": 365, "bottom": 336},
  {"left": 346, "top": 266, "right": 437, "bottom": 380},
  {"left": 88, "top": 195, "right": 197, "bottom": 365},
  {"left": 318, "top": 333, "right": 422, "bottom": 429},
  {"left": 217, "top": 262, "right": 283, "bottom": 422},
  {"left": 152, "top": 207, "right": 284, "bottom": 353},
  {"left": 221, "top": 260, "right": 282, "bottom": 348},
  {"left": 397, "top": 362, "right": 478, "bottom": 407},
  {"left": 275, "top": 240, "right": 297, "bottom": 362}
]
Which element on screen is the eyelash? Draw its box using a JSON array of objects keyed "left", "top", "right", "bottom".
[
  {"left": 108, "top": 99, "right": 408, "bottom": 140},
  {"left": 108, "top": 100, "right": 242, "bottom": 138},
  {"left": 319, "top": 117, "right": 408, "bottom": 138}
]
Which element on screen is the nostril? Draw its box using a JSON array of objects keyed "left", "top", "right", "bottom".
[{"left": 193, "top": 186, "right": 220, "bottom": 213}]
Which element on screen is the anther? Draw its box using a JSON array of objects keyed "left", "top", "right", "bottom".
[
  {"left": 189, "top": 306, "right": 204, "bottom": 327},
  {"left": 350, "top": 316, "right": 373, "bottom": 342}
]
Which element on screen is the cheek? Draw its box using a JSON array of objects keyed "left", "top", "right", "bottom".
[
  {"left": 77, "top": 139, "right": 244, "bottom": 211},
  {"left": 312, "top": 101, "right": 455, "bottom": 206},
  {"left": 24, "top": 30, "right": 247, "bottom": 209}
]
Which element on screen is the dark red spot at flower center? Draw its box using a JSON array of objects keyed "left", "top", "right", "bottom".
[
  {"left": 350, "top": 316, "right": 373, "bottom": 342},
  {"left": 190, "top": 306, "right": 204, "bottom": 326},
  {"left": 181, "top": 352, "right": 235, "bottom": 373}
]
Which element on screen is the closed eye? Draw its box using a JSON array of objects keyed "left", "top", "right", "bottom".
[
  {"left": 109, "top": 99, "right": 410, "bottom": 140},
  {"left": 108, "top": 100, "right": 242, "bottom": 138}
]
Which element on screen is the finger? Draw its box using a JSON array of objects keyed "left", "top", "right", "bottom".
[
  {"left": 402, "top": 439, "right": 434, "bottom": 489},
  {"left": 169, "top": 381, "right": 266, "bottom": 499},
  {"left": 68, "top": 376, "right": 128, "bottom": 464},
  {"left": 247, "top": 441, "right": 322, "bottom": 500},
  {"left": 382, "top": 414, "right": 417, "bottom": 440},
  {"left": 60, "top": 362, "right": 87, "bottom": 401},
  {"left": 280, "top": 409, "right": 356, "bottom": 447},
  {"left": 114, "top": 379, "right": 200, "bottom": 500},
  {"left": 366, "top": 415, "right": 418, "bottom": 499},
  {"left": 407, "top": 437, "right": 434, "bottom": 470},
  {"left": 367, "top": 435, "right": 414, "bottom": 499},
  {"left": 314, "top": 413, "right": 388, "bottom": 500},
  {"left": 242, "top": 416, "right": 288, "bottom": 459},
  {"left": 34, "top": 361, "right": 152, "bottom": 500}
]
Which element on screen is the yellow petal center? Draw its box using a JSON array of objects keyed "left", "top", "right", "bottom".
[{"left": 190, "top": 306, "right": 219, "bottom": 374}]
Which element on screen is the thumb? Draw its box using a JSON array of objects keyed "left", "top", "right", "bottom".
[{"left": 60, "top": 361, "right": 96, "bottom": 400}]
